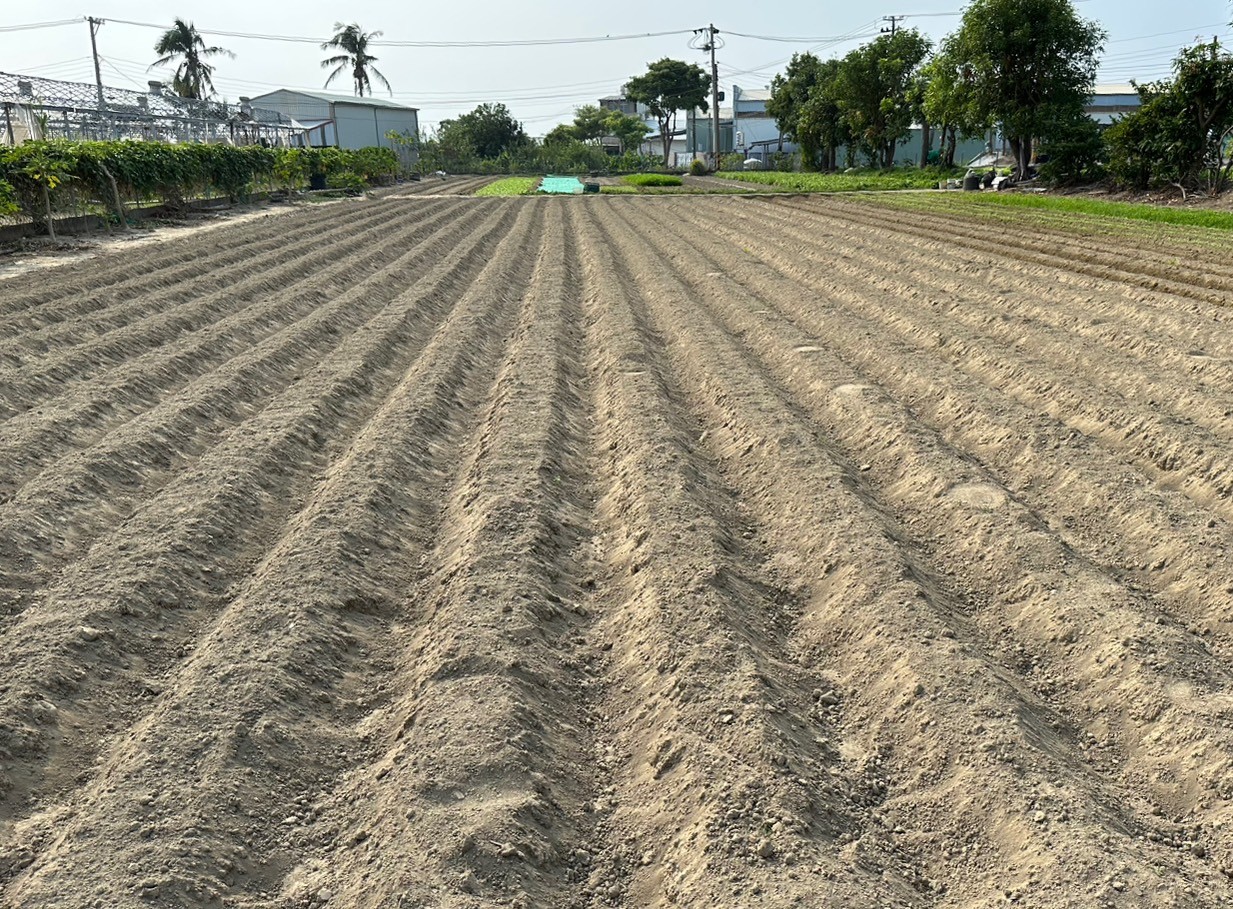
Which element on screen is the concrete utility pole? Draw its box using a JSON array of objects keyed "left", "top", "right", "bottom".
[
  {"left": 704, "top": 24, "right": 721, "bottom": 170},
  {"left": 87, "top": 17, "right": 106, "bottom": 108},
  {"left": 881, "top": 15, "right": 904, "bottom": 37}
]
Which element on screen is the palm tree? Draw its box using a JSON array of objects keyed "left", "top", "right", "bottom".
[
  {"left": 321, "top": 23, "right": 392, "bottom": 97},
  {"left": 151, "top": 18, "right": 234, "bottom": 100}
]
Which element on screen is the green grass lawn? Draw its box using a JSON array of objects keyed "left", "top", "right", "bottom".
[
  {"left": 716, "top": 169, "right": 959, "bottom": 192},
  {"left": 623, "top": 173, "right": 683, "bottom": 187},
  {"left": 474, "top": 177, "right": 539, "bottom": 196}
]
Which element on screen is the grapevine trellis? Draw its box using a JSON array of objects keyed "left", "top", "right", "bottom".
[{"left": 1, "top": 71, "right": 305, "bottom": 147}]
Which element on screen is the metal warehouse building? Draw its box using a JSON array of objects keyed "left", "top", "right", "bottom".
[{"left": 248, "top": 89, "right": 418, "bottom": 151}]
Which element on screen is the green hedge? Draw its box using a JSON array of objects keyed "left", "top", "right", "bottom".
[
  {"left": 0, "top": 139, "right": 399, "bottom": 228},
  {"left": 623, "top": 173, "right": 683, "bottom": 187}
]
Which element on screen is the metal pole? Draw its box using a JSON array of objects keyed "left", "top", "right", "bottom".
[
  {"left": 709, "top": 24, "right": 720, "bottom": 171},
  {"left": 87, "top": 18, "right": 106, "bottom": 109}
]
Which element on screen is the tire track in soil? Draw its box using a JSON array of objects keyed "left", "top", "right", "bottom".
[
  {"left": 0, "top": 198, "right": 461, "bottom": 496},
  {"left": 599, "top": 198, "right": 1225, "bottom": 906},
  {"left": 0, "top": 199, "right": 546, "bottom": 909},
  {"left": 0, "top": 197, "right": 408, "bottom": 346},
  {"left": 285, "top": 201, "right": 606, "bottom": 909},
  {"left": 0, "top": 198, "right": 430, "bottom": 415},
  {"left": 571, "top": 201, "right": 917, "bottom": 908},
  {"left": 686, "top": 199, "right": 1233, "bottom": 646},
  {"left": 0, "top": 199, "right": 486, "bottom": 605},
  {"left": 0, "top": 201, "right": 524, "bottom": 877}
]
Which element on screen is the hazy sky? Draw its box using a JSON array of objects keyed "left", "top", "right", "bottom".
[{"left": 3, "top": 1, "right": 1230, "bottom": 134}]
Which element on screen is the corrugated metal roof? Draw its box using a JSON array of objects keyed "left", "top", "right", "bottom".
[{"left": 251, "top": 89, "right": 418, "bottom": 111}]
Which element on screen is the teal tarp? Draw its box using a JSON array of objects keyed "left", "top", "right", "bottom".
[{"left": 538, "top": 175, "right": 584, "bottom": 194}]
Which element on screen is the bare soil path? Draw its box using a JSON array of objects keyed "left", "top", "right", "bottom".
[{"left": 2, "top": 193, "right": 1232, "bottom": 908}]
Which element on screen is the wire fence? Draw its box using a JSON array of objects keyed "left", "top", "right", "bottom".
[{"left": 1, "top": 71, "right": 305, "bottom": 146}]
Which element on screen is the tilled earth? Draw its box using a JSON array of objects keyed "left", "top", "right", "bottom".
[{"left": 2, "top": 189, "right": 1233, "bottom": 908}]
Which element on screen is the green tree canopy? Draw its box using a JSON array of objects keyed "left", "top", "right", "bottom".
[
  {"left": 949, "top": 0, "right": 1105, "bottom": 175},
  {"left": 321, "top": 23, "right": 391, "bottom": 97},
  {"left": 1106, "top": 40, "right": 1233, "bottom": 193},
  {"left": 922, "top": 38, "right": 992, "bottom": 167},
  {"left": 151, "top": 18, "right": 234, "bottom": 100},
  {"left": 604, "top": 110, "right": 649, "bottom": 153},
  {"left": 442, "top": 103, "right": 528, "bottom": 160},
  {"left": 833, "top": 29, "right": 932, "bottom": 168},
  {"left": 626, "top": 58, "right": 710, "bottom": 165}
]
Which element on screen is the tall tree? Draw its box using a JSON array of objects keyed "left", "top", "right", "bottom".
[
  {"left": 768, "top": 52, "right": 831, "bottom": 168},
  {"left": 151, "top": 18, "right": 234, "bottom": 100},
  {"left": 833, "top": 30, "right": 932, "bottom": 168},
  {"left": 922, "top": 39, "right": 991, "bottom": 167},
  {"left": 321, "top": 23, "right": 391, "bottom": 96},
  {"left": 949, "top": 0, "right": 1105, "bottom": 176},
  {"left": 626, "top": 58, "right": 710, "bottom": 165},
  {"left": 443, "top": 103, "right": 527, "bottom": 160}
]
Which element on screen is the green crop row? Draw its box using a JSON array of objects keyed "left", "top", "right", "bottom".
[
  {"left": 0, "top": 139, "right": 398, "bottom": 229},
  {"left": 622, "top": 173, "right": 682, "bottom": 187},
  {"left": 474, "top": 177, "right": 539, "bottom": 196}
]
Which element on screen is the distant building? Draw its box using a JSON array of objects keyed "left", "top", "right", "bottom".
[
  {"left": 1085, "top": 83, "right": 1142, "bottom": 126},
  {"left": 248, "top": 89, "right": 419, "bottom": 154}
]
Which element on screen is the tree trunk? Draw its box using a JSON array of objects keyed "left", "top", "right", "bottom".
[
  {"left": 41, "top": 183, "right": 55, "bottom": 240},
  {"left": 883, "top": 140, "right": 896, "bottom": 170},
  {"left": 1009, "top": 136, "right": 1022, "bottom": 177},
  {"left": 99, "top": 164, "right": 129, "bottom": 232},
  {"left": 919, "top": 123, "right": 931, "bottom": 168},
  {"left": 661, "top": 117, "right": 672, "bottom": 167},
  {"left": 1020, "top": 136, "right": 1033, "bottom": 178},
  {"left": 946, "top": 127, "right": 957, "bottom": 168}
]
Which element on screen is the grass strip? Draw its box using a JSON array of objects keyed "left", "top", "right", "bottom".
[
  {"left": 474, "top": 177, "right": 539, "bottom": 197},
  {"left": 717, "top": 169, "right": 960, "bottom": 192}
]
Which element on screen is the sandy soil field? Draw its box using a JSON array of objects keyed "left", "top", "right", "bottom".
[{"left": 2, "top": 188, "right": 1233, "bottom": 908}]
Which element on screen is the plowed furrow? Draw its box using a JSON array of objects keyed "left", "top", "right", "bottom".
[
  {"left": 774, "top": 197, "right": 1233, "bottom": 309},
  {"left": 0, "top": 199, "right": 365, "bottom": 316},
  {"left": 682, "top": 200, "right": 1233, "bottom": 516},
  {"left": 296, "top": 202, "right": 603, "bottom": 909},
  {"left": 630, "top": 198, "right": 1233, "bottom": 894},
  {"left": 0, "top": 201, "right": 543, "bottom": 908},
  {"left": 856, "top": 197, "right": 1233, "bottom": 285},
  {"left": 672, "top": 199, "right": 1233, "bottom": 650},
  {"left": 599, "top": 198, "right": 1217, "bottom": 905},
  {"left": 751, "top": 198, "right": 1233, "bottom": 380},
  {"left": 0, "top": 202, "right": 522, "bottom": 856},
  {"left": 0, "top": 201, "right": 441, "bottom": 417},
  {"left": 0, "top": 196, "right": 412, "bottom": 353},
  {"left": 570, "top": 201, "right": 918, "bottom": 907},
  {"left": 0, "top": 200, "right": 491, "bottom": 600},
  {"left": 0, "top": 198, "right": 465, "bottom": 503}
]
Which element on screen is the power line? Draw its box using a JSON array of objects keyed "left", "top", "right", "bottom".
[
  {"left": 104, "top": 18, "right": 695, "bottom": 48},
  {"left": 0, "top": 18, "right": 81, "bottom": 33}
]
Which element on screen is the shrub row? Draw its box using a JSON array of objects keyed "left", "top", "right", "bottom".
[{"left": 0, "top": 140, "right": 399, "bottom": 227}]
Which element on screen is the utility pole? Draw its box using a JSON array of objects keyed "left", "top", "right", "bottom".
[
  {"left": 703, "top": 24, "right": 721, "bottom": 170},
  {"left": 881, "top": 15, "right": 904, "bottom": 37},
  {"left": 87, "top": 17, "right": 106, "bottom": 108}
]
